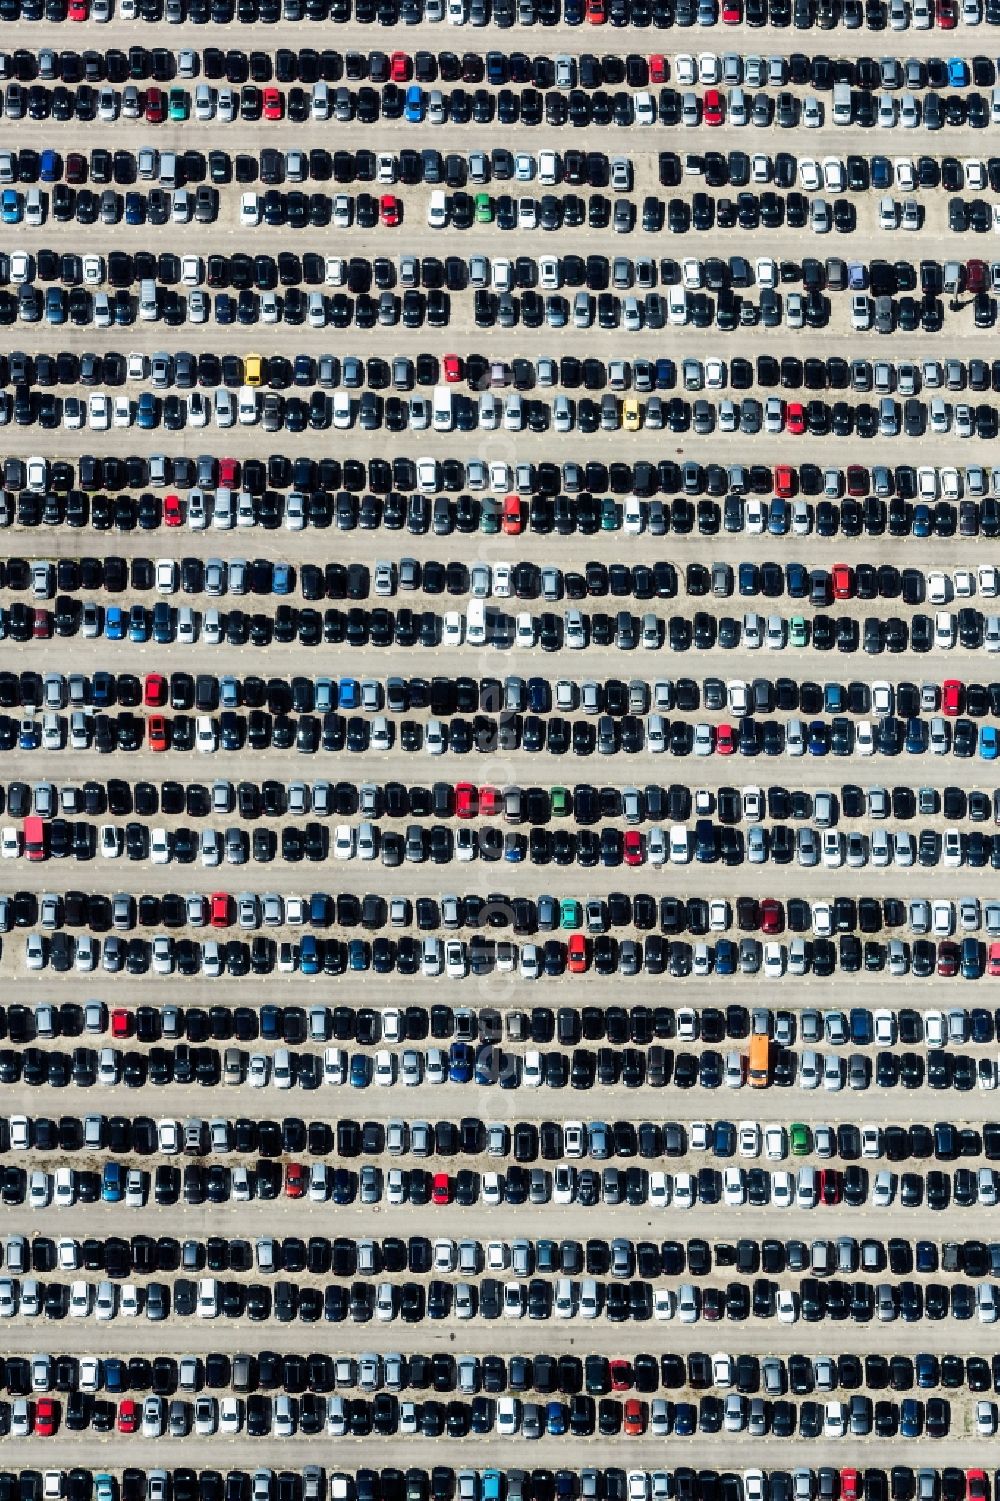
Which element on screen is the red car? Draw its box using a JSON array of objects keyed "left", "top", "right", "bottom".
[
  {"left": 831, "top": 563, "right": 853, "bottom": 600},
  {"left": 568, "top": 934, "right": 588, "bottom": 973},
  {"left": 585, "top": 0, "right": 606, "bottom": 19},
  {"left": 773, "top": 464, "right": 796, "bottom": 497},
  {"left": 144, "top": 673, "right": 167, "bottom": 707},
  {"left": 380, "top": 195, "right": 401, "bottom": 226},
  {"left": 649, "top": 54, "right": 667, "bottom": 82},
  {"left": 68, "top": 0, "right": 87, "bottom": 16},
  {"left": 33, "top": 608, "right": 51, "bottom": 638},
  {"left": 937, "top": 941, "right": 958, "bottom": 977},
  {"left": 786, "top": 403, "right": 805, "bottom": 434},
  {"left": 163, "top": 493, "right": 182, "bottom": 526},
  {"left": 846, "top": 464, "right": 868, "bottom": 496},
  {"left": 622, "top": 1399, "right": 645, "bottom": 1436},
  {"left": 716, "top": 724, "right": 735, "bottom": 755},
  {"left": 111, "top": 1009, "right": 132, "bottom": 1038},
  {"left": 502, "top": 495, "right": 523, "bottom": 535},
  {"left": 148, "top": 716, "right": 168, "bottom": 753},
  {"left": 703, "top": 89, "right": 724, "bottom": 124},
  {"left": 36, "top": 1399, "right": 56, "bottom": 1436},
  {"left": 118, "top": 1400, "right": 138, "bottom": 1434},
  {"left": 942, "top": 679, "right": 962, "bottom": 716},
  {"left": 146, "top": 86, "right": 164, "bottom": 122},
  {"left": 390, "top": 51, "right": 411, "bottom": 80},
  {"left": 623, "top": 831, "right": 643, "bottom": 866},
  {"left": 609, "top": 1360, "right": 633, "bottom": 1391},
  {"left": 455, "top": 782, "right": 478, "bottom": 819},
  {"left": 442, "top": 354, "right": 462, "bottom": 383},
  {"left": 989, "top": 941, "right": 1000, "bottom": 976},
  {"left": 937, "top": 0, "right": 956, "bottom": 24},
  {"left": 840, "top": 1473, "right": 858, "bottom": 1501},
  {"left": 210, "top": 893, "right": 231, "bottom": 929},
  {"left": 722, "top": 0, "right": 741, "bottom": 16},
  {"left": 284, "top": 1163, "right": 307, "bottom": 1199},
  {"left": 967, "top": 1475, "right": 988, "bottom": 1501},
  {"left": 66, "top": 153, "right": 86, "bottom": 184},
  {"left": 479, "top": 786, "right": 501, "bottom": 816},
  {"left": 262, "top": 87, "right": 283, "bottom": 119},
  {"left": 761, "top": 899, "right": 783, "bottom": 935},
  {"left": 431, "top": 1173, "right": 451, "bottom": 1205},
  {"left": 967, "top": 259, "right": 987, "bottom": 294},
  {"left": 218, "top": 457, "right": 238, "bottom": 487},
  {"left": 820, "top": 1168, "right": 841, "bottom": 1205}
]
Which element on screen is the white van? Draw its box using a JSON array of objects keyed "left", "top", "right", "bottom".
[
  {"left": 466, "top": 600, "right": 487, "bottom": 647},
  {"left": 432, "top": 386, "right": 454, "bottom": 431},
  {"left": 832, "top": 82, "right": 851, "bottom": 124}
]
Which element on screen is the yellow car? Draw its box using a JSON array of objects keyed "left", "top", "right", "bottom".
[
  {"left": 623, "top": 398, "right": 641, "bottom": 432},
  {"left": 244, "top": 353, "right": 263, "bottom": 388}
]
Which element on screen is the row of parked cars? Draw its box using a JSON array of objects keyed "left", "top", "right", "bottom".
[
  {"left": 16, "top": 925, "right": 1000, "bottom": 980},
  {"left": 10, "top": 1469, "right": 992, "bottom": 1501},
  {"left": 0, "top": 1468, "right": 991, "bottom": 1501},
  {"left": 4, "top": 987, "right": 973, "bottom": 1044},
  {"left": 10, "top": 1223, "right": 1000, "bottom": 1277},
  {"left": 10, "top": 484, "right": 1000, "bottom": 545},
  {"left": 5, "top": 342, "right": 1000, "bottom": 415},
  {"left": 10, "top": 1343, "right": 1000, "bottom": 1400},
  {"left": 0, "top": 0, "right": 987, "bottom": 25},
  {"left": 0, "top": 1386, "right": 974, "bottom": 1440},
  {"left": 7, "top": 669, "right": 1000, "bottom": 727},
  {"left": 13, "top": 1117, "right": 1000, "bottom": 1179},
  {"left": 10, "top": 1145, "right": 1000, "bottom": 1225},
  {"left": 12, "top": 596, "right": 1000, "bottom": 661},
  {"left": 0, "top": 275, "right": 967, "bottom": 337},
  {"left": 2, "top": 243, "right": 988, "bottom": 314},
  {"left": 21, "top": 816, "right": 1000, "bottom": 888},
  {"left": 10, "top": 704, "right": 1000, "bottom": 769},
  {"left": 9, "top": 450, "right": 996, "bottom": 507},
  {"left": 32, "top": 381, "right": 997, "bottom": 446},
  {"left": 19, "top": 560, "right": 993, "bottom": 617},
  {"left": 7, "top": 46, "right": 995, "bottom": 91}
]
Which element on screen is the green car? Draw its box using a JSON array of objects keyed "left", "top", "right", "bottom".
[
  {"left": 474, "top": 192, "right": 493, "bottom": 223},
  {"left": 789, "top": 615, "right": 808, "bottom": 647},
  {"left": 168, "top": 87, "right": 190, "bottom": 121},
  {"left": 550, "top": 786, "right": 569, "bottom": 817},
  {"left": 560, "top": 899, "right": 582, "bottom": 930},
  {"left": 600, "top": 496, "right": 619, "bottom": 530},
  {"left": 789, "top": 1122, "right": 810, "bottom": 1156},
  {"left": 479, "top": 495, "right": 499, "bottom": 534}
]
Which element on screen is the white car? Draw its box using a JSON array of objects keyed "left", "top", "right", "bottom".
[
  {"left": 976, "top": 1401, "right": 998, "bottom": 1437},
  {"left": 722, "top": 1168, "right": 745, "bottom": 1205},
  {"left": 220, "top": 1399, "right": 242, "bottom": 1435},
  {"left": 55, "top": 1158, "right": 77, "bottom": 1206},
  {"left": 442, "top": 612, "right": 463, "bottom": 646},
  {"left": 427, "top": 190, "right": 448, "bottom": 228},
  {"left": 88, "top": 394, "right": 110, "bottom": 429}
]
